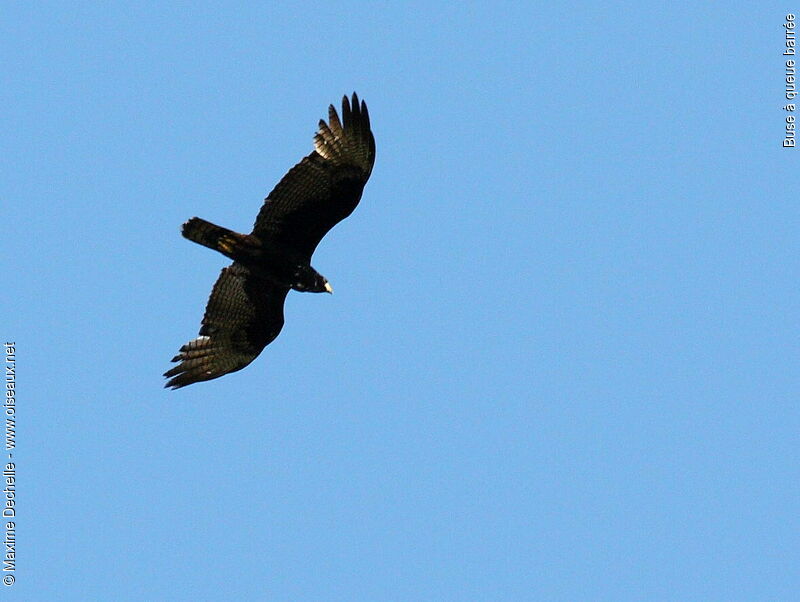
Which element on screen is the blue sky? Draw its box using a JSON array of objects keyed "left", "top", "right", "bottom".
[{"left": 3, "top": 2, "right": 798, "bottom": 600}]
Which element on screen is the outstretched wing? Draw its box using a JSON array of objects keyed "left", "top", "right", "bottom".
[
  {"left": 164, "top": 263, "right": 289, "bottom": 389},
  {"left": 252, "top": 92, "right": 376, "bottom": 260}
]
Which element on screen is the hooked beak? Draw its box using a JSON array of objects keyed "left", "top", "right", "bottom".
[{"left": 324, "top": 281, "right": 334, "bottom": 294}]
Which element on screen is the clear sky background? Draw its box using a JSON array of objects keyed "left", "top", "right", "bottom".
[{"left": 3, "top": 2, "right": 798, "bottom": 600}]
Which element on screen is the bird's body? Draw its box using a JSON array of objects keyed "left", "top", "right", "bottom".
[
  {"left": 180, "top": 217, "right": 330, "bottom": 292},
  {"left": 164, "top": 93, "right": 375, "bottom": 389}
]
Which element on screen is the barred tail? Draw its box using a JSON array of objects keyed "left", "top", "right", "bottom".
[{"left": 181, "top": 217, "right": 259, "bottom": 259}]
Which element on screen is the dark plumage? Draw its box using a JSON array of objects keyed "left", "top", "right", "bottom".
[{"left": 165, "top": 93, "right": 375, "bottom": 389}]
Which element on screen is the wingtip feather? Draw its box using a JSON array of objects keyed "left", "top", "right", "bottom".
[{"left": 312, "top": 92, "right": 374, "bottom": 172}]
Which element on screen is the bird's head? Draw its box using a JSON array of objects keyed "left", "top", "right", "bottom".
[{"left": 292, "top": 266, "right": 333, "bottom": 294}]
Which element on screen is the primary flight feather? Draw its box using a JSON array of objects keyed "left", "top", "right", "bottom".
[{"left": 164, "top": 93, "right": 376, "bottom": 389}]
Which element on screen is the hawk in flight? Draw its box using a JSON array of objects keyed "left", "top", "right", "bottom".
[{"left": 165, "top": 93, "right": 375, "bottom": 389}]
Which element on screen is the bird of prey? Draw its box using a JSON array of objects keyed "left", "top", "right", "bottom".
[{"left": 164, "top": 93, "right": 375, "bottom": 389}]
